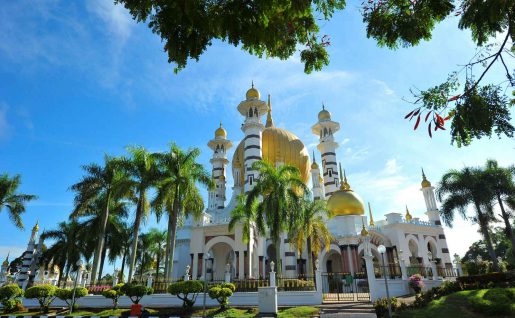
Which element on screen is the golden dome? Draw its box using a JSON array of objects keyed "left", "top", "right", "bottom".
[
  {"left": 318, "top": 105, "right": 331, "bottom": 121},
  {"left": 421, "top": 168, "right": 432, "bottom": 188},
  {"left": 327, "top": 166, "right": 365, "bottom": 216},
  {"left": 311, "top": 161, "right": 319, "bottom": 169},
  {"left": 215, "top": 123, "right": 227, "bottom": 139},
  {"left": 405, "top": 205, "right": 413, "bottom": 221},
  {"left": 33, "top": 221, "right": 39, "bottom": 232},
  {"left": 360, "top": 217, "right": 369, "bottom": 236},
  {"left": 246, "top": 82, "right": 260, "bottom": 100},
  {"left": 232, "top": 127, "right": 311, "bottom": 185}
]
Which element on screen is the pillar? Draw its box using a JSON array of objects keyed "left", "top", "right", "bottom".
[
  {"left": 192, "top": 253, "right": 199, "bottom": 279},
  {"left": 238, "top": 251, "right": 245, "bottom": 279},
  {"left": 363, "top": 255, "right": 378, "bottom": 301}
]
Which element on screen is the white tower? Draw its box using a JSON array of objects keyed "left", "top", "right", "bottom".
[
  {"left": 237, "top": 83, "right": 268, "bottom": 193},
  {"left": 207, "top": 123, "right": 233, "bottom": 212},
  {"left": 310, "top": 151, "right": 324, "bottom": 200},
  {"left": 421, "top": 169, "right": 441, "bottom": 226},
  {"left": 16, "top": 221, "right": 39, "bottom": 289},
  {"left": 311, "top": 105, "right": 341, "bottom": 198}
]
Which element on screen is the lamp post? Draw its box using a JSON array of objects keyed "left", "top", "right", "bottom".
[
  {"left": 70, "top": 259, "right": 83, "bottom": 314},
  {"left": 202, "top": 251, "right": 212, "bottom": 318},
  {"left": 378, "top": 245, "right": 392, "bottom": 318}
]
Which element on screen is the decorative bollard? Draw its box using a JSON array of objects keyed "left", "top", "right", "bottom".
[
  {"left": 146, "top": 273, "right": 153, "bottom": 288},
  {"left": 184, "top": 265, "right": 191, "bottom": 281},
  {"left": 258, "top": 261, "right": 278, "bottom": 316},
  {"left": 225, "top": 263, "right": 231, "bottom": 283}
]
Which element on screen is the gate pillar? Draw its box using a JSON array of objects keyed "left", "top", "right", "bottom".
[{"left": 363, "top": 254, "right": 378, "bottom": 302}]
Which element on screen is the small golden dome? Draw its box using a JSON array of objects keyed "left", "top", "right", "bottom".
[
  {"left": 405, "top": 205, "right": 413, "bottom": 221},
  {"left": 311, "top": 161, "right": 319, "bottom": 169},
  {"left": 215, "top": 123, "right": 227, "bottom": 139},
  {"left": 33, "top": 221, "right": 39, "bottom": 232},
  {"left": 318, "top": 105, "right": 331, "bottom": 121},
  {"left": 246, "top": 82, "right": 260, "bottom": 100},
  {"left": 360, "top": 217, "right": 369, "bottom": 236},
  {"left": 421, "top": 168, "right": 431, "bottom": 188},
  {"left": 327, "top": 165, "right": 365, "bottom": 216},
  {"left": 2, "top": 258, "right": 8, "bottom": 267}
]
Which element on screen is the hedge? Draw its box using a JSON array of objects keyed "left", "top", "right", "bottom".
[
  {"left": 457, "top": 271, "right": 515, "bottom": 289},
  {"left": 24, "top": 285, "right": 57, "bottom": 313},
  {"left": 0, "top": 284, "right": 24, "bottom": 313}
]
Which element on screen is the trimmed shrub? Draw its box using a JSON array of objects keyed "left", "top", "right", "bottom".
[
  {"left": 120, "top": 283, "right": 153, "bottom": 304},
  {"left": 0, "top": 284, "right": 24, "bottom": 313},
  {"left": 168, "top": 280, "right": 203, "bottom": 309},
  {"left": 373, "top": 297, "right": 398, "bottom": 318},
  {"left": 101, "top": 283, "right": 125, "bottom": 309},
  {"left": 24, "top": 284, "right": 57, "bottom": 313},
  {"left": 408, "top": 274, "right": 424, "bottom": 293},
  {"left": 457, "top": 271, "right": 515, "bottom": 289},
  {"left": 208, "top": 283, "right": 235, "bottom": 310},
  {"left": 55, "top": 287, "right": 88, "bottom": 308}
]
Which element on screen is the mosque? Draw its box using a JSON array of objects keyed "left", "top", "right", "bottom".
[{"left": 171, "top": 84, "right": 453, "bottom": 280}]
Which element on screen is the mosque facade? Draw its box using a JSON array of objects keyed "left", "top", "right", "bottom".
[{"left": 171, "top": 85, "right": 453, "bottom": 281}]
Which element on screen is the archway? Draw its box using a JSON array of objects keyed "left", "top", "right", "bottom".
[
  {"left": 208, "top": 242, "right": 235, "bottom": 280},
  {"left": 408, "top": 239, "right": 420, "bottom": 265}
]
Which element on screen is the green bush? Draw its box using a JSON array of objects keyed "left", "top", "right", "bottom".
[
  {"left": 101, "top": 283, "right": 125, "bottom": 309},
  {"left": 0, "top": 284, "right": 24, "bottom": 313},
  {"left": 120, "top": 283, "right": 152, "bottom": 304},
  {"left": 55, "top": 287, "right": 88, "bottom": 308},
  {"left": 457, "top": 271, "right": 515, "bottom": 289},
  {"left": 208, "top": 283, "right": 235, "bottom": 310},
  {"left": 168, "top": 280, "right": 203, "bottom": 309},
  {"left": 24, "top": 285, "right": 57, "bottom": 313},
  {"left": 469, "top": 288, "right": 515, "bottom": 316},
  {"left": 373, "top": 297, "right": 398, "bottom": 318}
]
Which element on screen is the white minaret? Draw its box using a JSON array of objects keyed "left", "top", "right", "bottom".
[
  {"left": 237, "top": 83, "right": 268, "bottom": 193},
  {"left": 207, "top": 123, "right": 233, "bottom": 212},
  {"left": 421, "top": 169, "right": 441, "bottom": 226},
  {"left": 16, "top": 221, "right": 39, "bottom": 289},
  {"left": 311, "top": 105, "right": 341, "bottom": 198},
  {"left": 310, "top": 151, "right": 324, "bottom": 200}
]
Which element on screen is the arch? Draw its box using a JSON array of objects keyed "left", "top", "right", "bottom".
[
  {"left": 207, "top": 242, "right": 234, "bottom": 279},
  {"left": 424, "top": 236, "right": 439, "bottom": 260},
  {"left": 407, "top": 237, "right": 420, "bottom": 265},
  {"left": 205, "top": 235, "right": 236, "bottom": 252},
  {"left": 319, "top": 244, "right": 342, "bottom": 273}
]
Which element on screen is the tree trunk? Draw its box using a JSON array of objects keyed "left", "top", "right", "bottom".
[
  {"left": 120, "top": 249, "right": 127, "bottom": 282},
  {"left": 497, "top": 194, "right": 515, "bottom": 259},
  {"left": 476, "top": 204, "right": 500, "bottom": 271},
  {"left": 155, "top": 248, "right": 161, "bottom": 282},
  {"left": 97, "top": 233, "right": 108, "bottom": 281},
  {"left": 306, "top": 237, "right": 313, "bottom": 276},
  {"left": 91, "top": 193, "right": 110, "bottom": 284},
  {"left": 274, "top": 236, "right": 282, "bottom": 277},
  {"left": 167, "top": 193, "right": 180, "bottom": 281},
  {"left": 128, "top": 194, "right": 143, "bottom": 282},
  {"left": 164, "top": 211, "right": 173, "bottom": 280}
]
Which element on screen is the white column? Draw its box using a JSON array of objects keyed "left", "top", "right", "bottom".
[
  {"left": 347, "top": 245, "right": 355, "bottom": 275},
  {"left": 192, "top": 254, "right": 199, "bottom": 279},
  {"left": 363, "top": 255, "right": 378, "bottom": 301},
  {"left": 238, "top": 251, "right": 245, "bottom": 278}
]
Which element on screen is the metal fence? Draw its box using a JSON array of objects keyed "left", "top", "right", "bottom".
[
  {"left": 374, "top": 263, "right": 402, "bottom": 279},
  {"left": 406, "top": 266, "right": 433, "bottom": 279},
  {"left": 437, "top": 266, "right": 458, "bottom": 278},
  {"left": 321, "top": 272, "right": 369, "bottom": 302}
]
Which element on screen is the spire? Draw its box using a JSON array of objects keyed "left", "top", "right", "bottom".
[
  {"left": 313, "top": 150, "right": 316, "bottom": 163},
  {"left": 322, "top": 103, "right": 325, "bottom": 110},
  {"left": 338, "top": 163, "right": 351, "bottom": 190},
  {"left": 266, "top": 94, "right": 274, "bottom": 127},
  {"left": 405, "top": 205, "right": 413, "bottom": 221},
  {"left": 360, "top": 217, "right": 369, "bottom": 236},
  {"left": 2, "top": 252, "right": 9, "bottom": 267},
  {"left": 368, "top": 202, "right": 375, "bottom": 226},
  {"left": 421, "top": 167, "right": 432, "bottom": 188},
  {"left": 251, "top": 80, "right": 254, "bottom": 88}
]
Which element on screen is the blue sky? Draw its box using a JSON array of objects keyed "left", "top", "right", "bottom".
[{"left": 0, "top": 0, "right": 514, "bottom": 267}]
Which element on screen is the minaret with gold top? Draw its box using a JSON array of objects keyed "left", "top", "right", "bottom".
[
  {"left": 311, "top": 105, "right": 341, "bottom": 198},
  {"left": 421, "top": 168, "right": 442, "bottom": 226},
  {"left": 208, "top": 123, "right": 233, "bottom": 211},
  {"left": 16, "top": 222, "right": 40, "bottom": 289},
  {"left": 237, "top": 83, "right": 268, "bottom": 193},
  {"left": 310, "top": 151, "right": 324, "bottom": 200}
]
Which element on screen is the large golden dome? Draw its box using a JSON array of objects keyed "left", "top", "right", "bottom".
[
  {"left": 232, "top": 127, "right": 311, "bottom": 185},
  {"left": 327, "top": 168, "right": 365, "bottom": 216}
]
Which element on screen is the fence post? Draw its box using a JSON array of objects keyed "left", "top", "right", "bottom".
[
  {"left": 113, "top": 269, "right": 119, "bottom": 287},
  {"left": 363, "top": 254, "right": 377, "bottom": 301},
  {"left": 430, "top": 261, "right": 438, "bottom": 280},
  {"left": 85, "top": 270, "right": 91, "bottom": 287},
  {"left": 146, "top": 273, "right": 153, "bottom": 288},
  {"left": 225, "top": 263, "right": 231, "bottom": 283},
  {"left": 269, "top": 261, "right": 276, "bottom": 287},
  {"left": 184, "top": 265, "right": 191, "bottom": 281}
]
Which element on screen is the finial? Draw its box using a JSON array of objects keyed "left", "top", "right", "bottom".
[
  {"left": 312, "top": 150, "right": 316, "bottom": 163},
  {"left": 322, "top": 103, "right": 325, "bottom": 110},
  {"left": 265, "top": 94, "right": 274, "bottom": 128},
  {"left": 220, "top": 122, "right": 222, "bottom": 128},
  {"left": 422, "top": 167, "right": 426, "bottom": 179},
  {"left": 368, "top": 202, "right": 375, "bottom": 226},
  {"left": 339, "top": 162, "right": 344, "bottom": 184},
  {"left": 360, "top": 217, "right": 369, "bottom": 236},
  {"left": 251, "top": 80, "right": 254, "bottom": 88},
  {"left": 405, "top": 205, "right": 412, "bottom": 221}
]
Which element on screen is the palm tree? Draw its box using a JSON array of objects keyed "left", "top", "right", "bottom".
[
  {"left": 152, "top": 144, "right": 212, "bottom": 281},
  {"left": 291, "top": 199, "right": 333, "bottom": 276},
  {"left": 147, "top": 228, "right": 167, "bottom": 281},
  {"left": 119, "top": 146, "right": 161, "bottom": 282},
  {"left": 437, "top": 166, "right": 500, "bottom": 271},
  {"left": 76, "top": 196, "right": 130, "bottom": 280},
  {"left": 70, "top": 157, "right": 132, "bottom": 283},
  {"left": 241, "top": 160, "right": 308, "bottom": 276},
  {"left": 0, "top": 173, "right": 37, "bottom": 229},
  {"left": 483, "top": 159, "right": 515, "bottom": 259},
  {"left": 41, "top": 221, "right": 83, "bottom": 285}
]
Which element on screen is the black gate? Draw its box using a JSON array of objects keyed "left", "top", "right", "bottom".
[{"left": 321, "top": 272, "right": 370, "bottom": 302}]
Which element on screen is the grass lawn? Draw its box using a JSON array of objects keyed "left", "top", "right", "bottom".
[
  {"left": 4, "top": 306, "right": 318, "bottom": 317},
  {"left": 394, "top": 289, "right": 515, "bottom": 318}
]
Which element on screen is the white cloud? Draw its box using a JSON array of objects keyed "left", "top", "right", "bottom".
[{"left": 86, "top": 0, "right": 133, "bottom": 43}]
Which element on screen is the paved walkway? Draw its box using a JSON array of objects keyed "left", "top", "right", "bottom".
[{"left": 320, "top": 302, "right": 377, "bottom": 318}]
